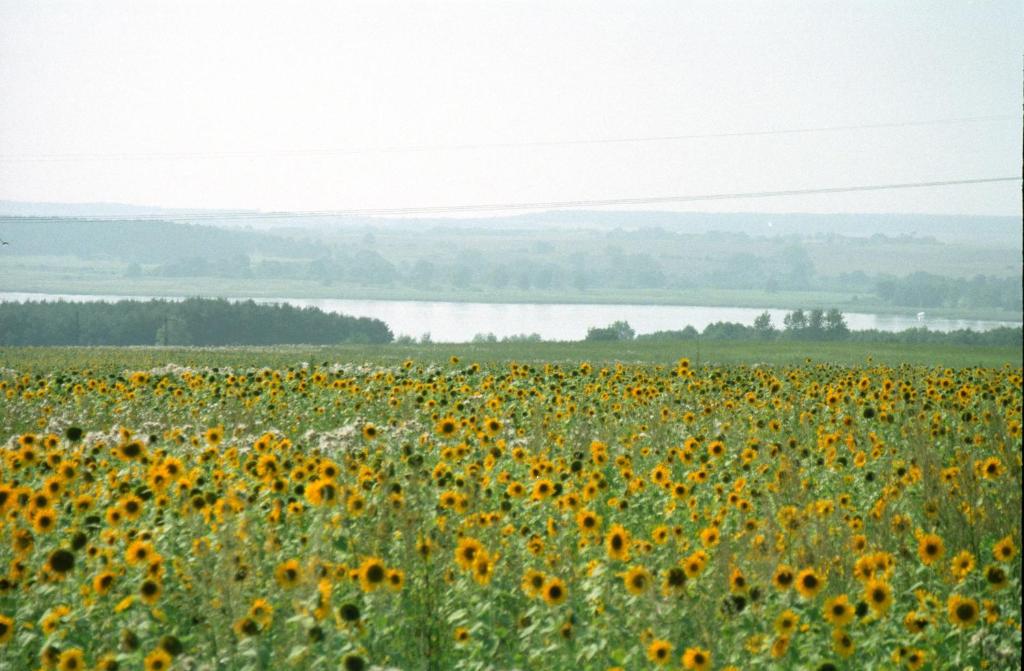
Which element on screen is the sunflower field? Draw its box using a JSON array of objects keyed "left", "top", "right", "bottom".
[{"left": 0, "top": 356, "right": 1020, "bottom": 670}]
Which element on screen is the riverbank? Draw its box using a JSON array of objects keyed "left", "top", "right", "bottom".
[{"left": 1, "top": 277, "right": 1020, "bottom": 324}]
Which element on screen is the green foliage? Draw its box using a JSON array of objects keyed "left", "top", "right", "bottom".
[
  {"left": 0, "top": 298, "right": 393, "bottom": 346},
  {"left": 584, "top": 321, "right": 636, "bottom": 342}
]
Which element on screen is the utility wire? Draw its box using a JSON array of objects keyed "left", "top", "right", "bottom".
[
  {"left": 0, "top": 114, "right": 1015, "bottom": 162},
  {"left": 4, "top": 176, "right": 1015, "bottom": 220}
]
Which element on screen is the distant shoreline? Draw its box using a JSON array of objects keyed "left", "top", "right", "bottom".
[{"left": 1, "top": 284, "right": 1020, "bottom": 325}]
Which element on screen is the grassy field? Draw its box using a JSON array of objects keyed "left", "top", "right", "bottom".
[
  {"left": 2, "top": 340, "right": 1021, "bottom": 373},
  {"left": 2, "top": 255, "right": 1021, "bottom": 323}
]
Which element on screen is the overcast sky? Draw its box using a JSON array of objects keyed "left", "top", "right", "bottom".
[{"left": 0, "top": 1, "right": 1020, "bottom": 215}]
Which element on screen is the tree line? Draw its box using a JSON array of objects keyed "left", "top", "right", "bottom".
[
  {"left": 586, "top": 311, "right": 1022, "bottom": 346},
  {"left": 0, "top": 298, "right": 393, "bottom": 346}
]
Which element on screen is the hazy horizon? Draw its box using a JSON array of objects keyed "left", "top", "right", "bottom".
[{"left": 1, "top": 1, "right": 1021, "bottom": 216}]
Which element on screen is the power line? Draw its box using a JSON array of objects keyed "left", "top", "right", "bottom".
[
  {"left": 0, "top": 114, "right": 1015, "bottom": 162},
  {"left": 5, "top": 176, "right": 1015, "bottom": 220}
]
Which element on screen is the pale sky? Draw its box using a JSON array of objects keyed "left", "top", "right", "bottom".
[{"left": 0, "top": 0, "right": 1021, "bottom": 215}]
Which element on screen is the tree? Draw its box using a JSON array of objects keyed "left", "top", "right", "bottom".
[
  {"left": 753, "top": 311, "right": 776, "bottom": 339},
  {"left": 807, "top": 309, "right": 825, "bottom": 337},
  {"left": 783, "top": 309, "right": 807, "bottom": 333},
  {"left": 155, "top": 312, "right": 192, "bottom": 346},
  {"left": 584, "top": 320, "right": 635, "bottom": 342},
  {"left": 824, "top": 309, "right": 849, "bottom": 339}
]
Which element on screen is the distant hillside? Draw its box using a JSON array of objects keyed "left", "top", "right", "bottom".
[
  {"left": 0, "top": 200, "right": 1019, "bottom": 246},
  {"left": 0, "top": 216, "right": 320, "bottom": 261}
]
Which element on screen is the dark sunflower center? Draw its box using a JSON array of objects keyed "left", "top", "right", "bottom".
[
  {"left": 955, "top": 604, "right": 975, "bottom": 620},
  {"left": 49, "top": 549, "right": 75, "bottom": 573}
]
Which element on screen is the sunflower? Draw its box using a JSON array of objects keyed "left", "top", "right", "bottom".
[
  {"left": 483, "top": 417, "right": 503, "bottom": 436},
  {"left": 203, "top": 426, "right": 223, "bottom": 447},
  {"left": 57, "top": 648, "right": 86, "bottom": 671},
  {"left": 795, "top": 568, "right": 825, "bottom": 599},
  {"left": 522, "top": 569, "right": 546, "bottom": 597},
  {"left": 647, "top": 639, "right": 673, "bottom": 665},
  {"left": 904, "top": 649, "right": 927, "bottom": 670},
  {"left": 125, "top": 540, "right": 155, "bottom": 566},
  {"left": 683, "top": 551, "right": 708, "bottom": 579},
  {"left": 139, "top": 578, "right": 162, "bottom": 605},
  {"left": 386, "top": 569, "right": 405, "bottom": 592},
  {"left": 116, "top": 440, "right": 146, "bottom": 461},
  {"left": 947, "top": 595, "right": 979, "bottom": 627},
  {"left": 984, "top": 565, "right": 1009, "bottom": 590},
  {"left": 770, "top": 636, "right": 790, "bottom": 659},
  {"left": 699, "top": 526, "right": 720, "bottom": 547},
  {"left": 455, "top": 537, "right": 483, "bottom": 571},
  {"left": 622, "top": 565, "right": 652, "bottom": 595},
  {"left": 119, "top": 494, "right": 144, "bottom": 521},
  {"left": 46, "top": 548, "right": 75, "bottom": 575},
  {"left": 663, "top": 567, "right": 687, "bottom": 594},
  {"left": 682, "top": 647, "right": 711, "bottom": 671},
  {"left": 339, "top": 602, "right": 361, "bottom": 625},
  {"left": 864, "top": 579, "right": 892, "bottom": 615},
  {"left": 346, "top": 493, "right": 366, "bottom": 516},
  {"left": 361, "top": 423, "right": 378, "bottom": 440},
  {"left": 93, "top": 571, "right": 116, "bottom": 595},
  {"left": 41, "top": 646, "right": 62, "bottom": 669},
  {"left": 275, "top": 559, "right": 302, "bottom": 589},
  {"left": 576, "top": 509, "right": 601, "bottom": 535},
  {"left": 436, "top": 416, "right": 459, "bottom": 438},
  {"left": 234, "top": 616, "right": 261, "bottom": 637},
  {"left": 33, "top": 507, "right": 58, "bottom": 533},
  {"left": 903, "top": 610, "right": 931, "bottom": 634},
  {"left": 342, "top": 654, "right": 367, "bottom": 671},
  {"left": 94, "top": 654, "right": 119, "bottom": 671},
  {"left": 358, "top": 557, "right": 388, "bottom": 593},
  {"left": 823, "top": 594, "right": 854, "bottom": 626},
  {"left": 0, "top": 614, "right": 13, "bottom": 645},
  {"left": 831, "top": 629, "right": 854, "bottom": 658},
  {"left": 531, "top": 479, "right": 554, "bottom": 501},
  {"left": 605, "top": 524, "right": 631, "bottom": 561},
  {"left": 143, "top": 648, "right": 172, "bottom": 671},
  {"left": 542, "top": 577, "right": 568, "bottom": 606},
  {"left": 158, "top": 635, "right": 183, "bottom": 658},
  {"left": 774, "top": 609, "right": 798, "bottom": 636},
  {"left": 249, "top": 598, "right": 273, "bottom": 627},
  {"left": 916, "top": 533, "right": 944, "bottom": 566},
  {"left": 728, "top": 567, "right": 748, "bottom": 594},
  {"left": 772, "top": 565, "right": 794, "bottom": 591},
  {"left": 472, "top": 552, "right": 495, "bottom": 586},
  {"left": 305, "top": 479, "right": 339, "bottom": 506},
  {"left": 993, "top": 535, "right": 1016, "bottom": 563},
  {"left": 950, "top": 550, "right": 975, "bottom": 580}
]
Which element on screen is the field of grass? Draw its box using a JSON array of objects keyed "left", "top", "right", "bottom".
[
  {"left": 2, "top": 340, "right": 1022, "bottom": 374},
  {"left": 2, "top": 255, "right": 1021, "bottom": 323},
  {"left": 0, "top": 343, "right": 1021, "bottom": 669}
]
